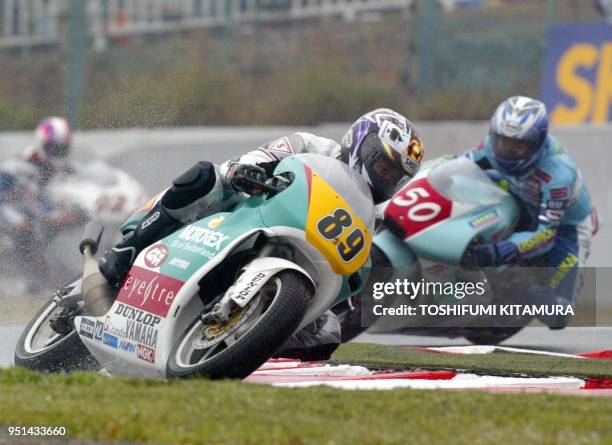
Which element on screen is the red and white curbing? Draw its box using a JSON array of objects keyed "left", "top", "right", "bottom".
[
  {"left": 245, "top": 347, "right": 612, "bottom": 394},
  {"left": 410, "top": 345, "right": 612, "bottom": 360}
]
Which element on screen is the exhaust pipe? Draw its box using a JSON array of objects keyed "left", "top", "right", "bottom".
[{"left": 79, "top": 221, "right": 114, "bottom": 316}]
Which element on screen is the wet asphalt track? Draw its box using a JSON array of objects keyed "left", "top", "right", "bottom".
[{"left": 0, "top": 124, "right": 610, "bottom": 368}]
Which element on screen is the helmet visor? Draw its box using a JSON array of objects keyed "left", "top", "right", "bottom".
[
  {"left": 369, "top": 153, "right": 405, "bottom": 200},
  {"left": 361, "top": 133, "right": 407, "bottom": 200},
  {"left": 490, "top": 133, "right": 539, "bottom": 161}
]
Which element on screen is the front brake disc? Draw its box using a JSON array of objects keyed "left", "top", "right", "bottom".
[{"left": 192, "top": 296, "right": 261, "bottom": 350}]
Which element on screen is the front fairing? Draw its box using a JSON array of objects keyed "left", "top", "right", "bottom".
[
  {"left": 265, "top": 154, "right": 375, "bottom": 276},
  {"left": 383, "top": 157, "right": 519, "bottom": 265}
]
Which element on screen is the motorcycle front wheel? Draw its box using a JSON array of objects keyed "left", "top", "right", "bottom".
[{"left": 166, "top": 270, "right": 312, "bottom": 379}]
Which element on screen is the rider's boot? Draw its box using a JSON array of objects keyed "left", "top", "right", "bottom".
[
  {"left": 520, "top": 284, "right": 575, "bottom": 329},
  {"left": 274, "top": 310, "right": 341, "bottom": 361},
  {"left": 99, "top": 161, "right": 218, "bottom": 289},
  {"left": 98, "top": 202, "right": 182, "bottom": 288}
]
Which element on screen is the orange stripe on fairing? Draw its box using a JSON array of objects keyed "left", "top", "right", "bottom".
[{"left": 304, "top": 165, "right": 313, "bottom": 202}]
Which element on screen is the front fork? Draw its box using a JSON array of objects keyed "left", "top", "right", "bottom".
[{"left": 206, "top": 246, "right": 315, "bottom": 324}]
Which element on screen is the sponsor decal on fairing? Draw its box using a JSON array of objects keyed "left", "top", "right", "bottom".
[
  {"left": 177, "top": 226, "right": 229, "bottom": 251},
  {"left": 115, "top": 303, "right": 161, "bottom": 327},
  {"left": 79, "top": 318, "right": 95, "bottom": 339},
  {"left": 103, "top": 315, "right": 127, "bottom": 339},
  {"left": 125, "top": 319, "right": 158, "bottom": 349},
  {"left": 103, "top": 332, "right": 118, "bottom": 349},
  {"left": 170, "top": 225, "right": 231, "bottom": 259},
  {"left": 385, "top": 177, "right": 452, "bottom": 239},
  {"left": 144, "top": 243, "right": 169, "bottom": 269},
  {"left": 116, "top": 266, "right": 184, "bottom": 318},
  {"left": 169, "top": 257, "right": 191, "bottom": 269},
  {"left": 207, "top": 216, "right": 225, "bottom": 229},
  {"left": 118, "top": 339, "right": 136, "bottom": 354},
  {"left": 102, "top": 303, "right": 159, "bottom": 351},
  {"left": 468, "top": 209, "right": 501, "bottom": 229},
  {"left": 136, "top": 344, "right": 156, "bottom": 363},
  {"left": 94, "top": 321, "right": 104, "bottom": 341}
]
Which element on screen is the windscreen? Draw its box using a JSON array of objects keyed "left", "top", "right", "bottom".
[{"left": 428, "top": 157, "right": 509, "bottom": 205}]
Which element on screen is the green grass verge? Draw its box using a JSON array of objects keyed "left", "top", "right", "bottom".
[
  {"left": 332, "top": 343, "right": 612, "bottom": 379},
  {"left": 0, "top": 366, "right": 611, "bottom": 445}
]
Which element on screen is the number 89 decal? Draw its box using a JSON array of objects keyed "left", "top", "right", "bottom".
[{"left": 316, "top": 208, "right": 365, "bottom": 262}]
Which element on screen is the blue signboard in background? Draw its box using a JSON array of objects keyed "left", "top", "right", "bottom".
[{"left": 541, "top": 23, "right": 612, "bottom": 124}]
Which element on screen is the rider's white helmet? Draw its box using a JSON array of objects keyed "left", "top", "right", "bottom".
[
  {"left": 34, "top": 117, "right": 72, "bottom": 163},
  {"left": 340, "top": 108, "right": 424, "bottom": 203}
]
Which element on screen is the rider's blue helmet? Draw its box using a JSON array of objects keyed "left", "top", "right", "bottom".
[{"left": 489, "top": 96, "right": 548, "bottom": 176}]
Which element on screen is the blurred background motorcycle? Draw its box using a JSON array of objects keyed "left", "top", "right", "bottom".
[{"left": 0, "top": 162, "right": 146, "bottom": 294}]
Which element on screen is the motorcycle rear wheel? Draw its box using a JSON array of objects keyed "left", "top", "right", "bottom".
[
  {"left": 167, "top": 270, "right": 312, "bottom": 379},
  {"left": 14, "top": 283, "right": 98, "bottom": 372}
]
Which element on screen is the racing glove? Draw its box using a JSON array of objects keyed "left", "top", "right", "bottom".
[{"left": 466, "top": 240, "right": 519, "bottom": 268}]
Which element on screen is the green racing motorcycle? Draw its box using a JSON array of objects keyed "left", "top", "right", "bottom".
[{"left": 15, "top": 154, "right": 374, "bottom": 379}]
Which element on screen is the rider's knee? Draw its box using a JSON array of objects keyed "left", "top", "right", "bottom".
[{"left": 161, "top": 161, "right": 217, "bottom": 210}]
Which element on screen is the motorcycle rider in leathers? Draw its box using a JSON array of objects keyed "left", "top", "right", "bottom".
[
  {"left": 0, "top": 117, "right": 84, "bottom": 292},
  {"left": 462, "top": 96, "right": 596, "bottom": 329},
  {"left": 93, "top": 108, "right": 425, "bottom": 359}
]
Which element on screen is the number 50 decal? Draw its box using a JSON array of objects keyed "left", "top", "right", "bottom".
[
  {"left": 384, "top": 178, "right": 452, "bottom": 239},
  {"left": 392, "top": 186, "right": 442, "bottom": 222},
  {"left": 316, "top": 208, "right": 365, "bottom": 262}
]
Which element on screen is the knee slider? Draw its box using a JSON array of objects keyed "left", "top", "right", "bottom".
[{"left": 162, "top": 161, "right": 216, "bottom": 210}]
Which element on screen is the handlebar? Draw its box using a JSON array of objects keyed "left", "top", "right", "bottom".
[{"left": 232, "top": 172, "right": 293, "bottom": 196}]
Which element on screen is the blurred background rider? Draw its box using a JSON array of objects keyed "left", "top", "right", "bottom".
[{"left": 3, "top": 117, "right": 73, "bottom": 191}]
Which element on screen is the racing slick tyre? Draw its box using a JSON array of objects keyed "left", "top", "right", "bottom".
[
  {"left": 167, "top": 270, "right": 313, "bottom": 380},
  {"left": 463, "top": 327, "right": 523, "bottom": 345},
  {"left": 14, "top": 283, "right": 98, "bottom": 372}
]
